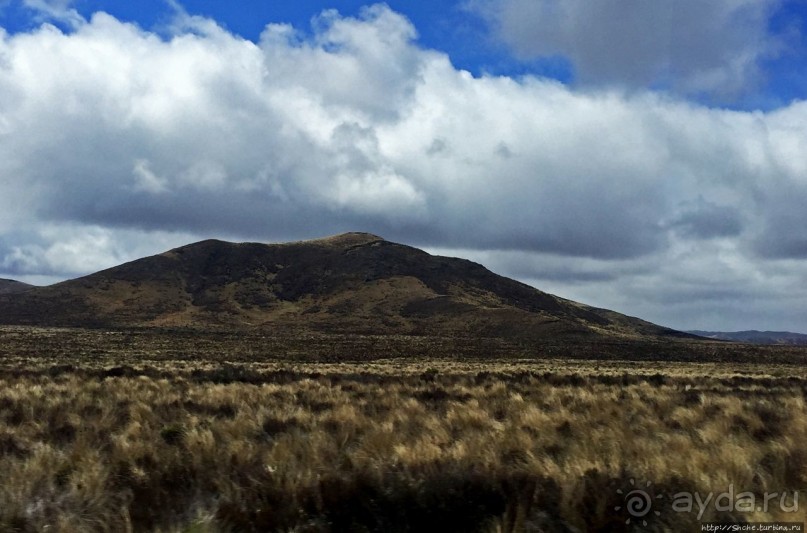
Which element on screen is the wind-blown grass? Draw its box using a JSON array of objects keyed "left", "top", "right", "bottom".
[{"left": 0, "top": 354, "right": 805, "bottom": 532}]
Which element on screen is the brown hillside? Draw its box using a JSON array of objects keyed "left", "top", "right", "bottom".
[
  {"left": 0, "top": 279, "right": 32, "bottom": 295},
  {"left": 0, "top": 232, "right": 694, "bottom": 342}
]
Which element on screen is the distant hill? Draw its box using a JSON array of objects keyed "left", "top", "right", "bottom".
[
  {"left": 688, "top": 330, "right": 807, "bottom": 345},
  {"left": 0, "top": 279, "right": 33, "bottom": 295},
  {"left": 0, "top": 232, "right": 696, "bottom": 344}
]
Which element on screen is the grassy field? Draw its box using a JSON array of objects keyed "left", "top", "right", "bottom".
[{"left": 1, "top": 326, "right": 806, "bottom": 531}]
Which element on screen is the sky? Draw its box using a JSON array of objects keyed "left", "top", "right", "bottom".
[{"left": 0, "top": 0, "right": 806, "bottom": 333}]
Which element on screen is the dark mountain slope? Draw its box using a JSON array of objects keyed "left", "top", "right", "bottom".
[
  {"left": 0, "top": 232, "right": 694, "bottom": 342},
  {"left": 0, "top": 279, "right": 33, "bottom": 295}
]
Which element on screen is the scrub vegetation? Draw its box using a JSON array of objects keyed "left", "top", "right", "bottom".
[{"left": 1, "top": 327, "right": 806, "bottom": 531}]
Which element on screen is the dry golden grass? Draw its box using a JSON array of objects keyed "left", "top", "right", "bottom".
[{"left": 0, "top": 327, "right": 806, "bottom": 531}]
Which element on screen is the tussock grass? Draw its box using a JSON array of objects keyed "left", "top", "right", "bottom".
[
  {"left": 1, "top": 327, "right": 806, "bottom": 530},
  {"left": 0, "top": 360, "right": 805, "bottom": 531}
]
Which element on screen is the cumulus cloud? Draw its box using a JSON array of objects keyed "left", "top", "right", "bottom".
[
  {"left": 0, "top": 4, "right": 806, "bottom": 330},
  {"left": 0, "top": 225, "right": 198, "bottom": 278},
  {"left": 466, "top": 0, "right": 782, "bottom": 98}
]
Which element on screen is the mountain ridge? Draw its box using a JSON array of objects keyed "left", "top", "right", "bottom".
[
  {"left": 0, "top": 233, "right": 696, "bottom": 343},
  {"left": 0, "top": 279, "right": 33, "bottom": 295},
  {"left": 687, "top": 330, "right": 807, "bottom": 345}
]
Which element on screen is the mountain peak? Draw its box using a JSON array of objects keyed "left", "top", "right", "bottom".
[
  {"left": 0, "top": 234, "right": 694, "bottom": 344},
  {"left": 164, "top": 233, "right": 386, "bottom": 255},
  {"left": 298, "top": 232, "right": 385, "bottom": 248}
]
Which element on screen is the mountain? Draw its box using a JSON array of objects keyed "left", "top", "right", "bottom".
[
  {"left": 0, "top": 279, "right": 33, "bottom": 295},
  {"left": 0, "top": 232, "right": 693, "bottom": 343},
  {"left": 687, "top": 330, "right": 807, "bottom": 345}
]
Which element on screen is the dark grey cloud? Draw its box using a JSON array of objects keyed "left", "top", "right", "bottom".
[
  {"left": 752, "top": 176, "right": 807, "bottom": 259},
  {"left": 467, "top": 0, "right": 782, "bottom": 98},
  {"left": 669, "top": 199, "right": 744, "bottom": 240}
]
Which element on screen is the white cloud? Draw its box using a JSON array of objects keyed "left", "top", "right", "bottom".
[
  {"left": 0, "top": 4, "right": 806, "bottom": 330},
  {"left": 0, "top": 225, "right": 198, "bottom": 277}
]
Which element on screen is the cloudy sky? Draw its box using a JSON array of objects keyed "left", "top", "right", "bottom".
[{"left": 1, "top": 0, "right": 806, "bottom": 332}]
